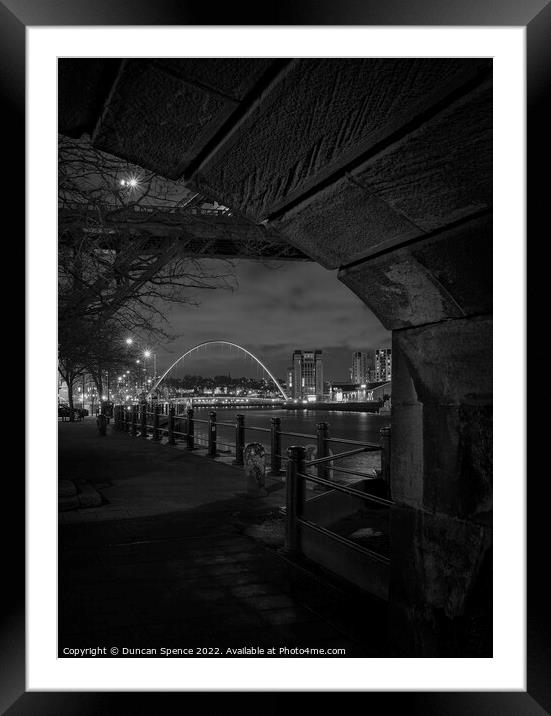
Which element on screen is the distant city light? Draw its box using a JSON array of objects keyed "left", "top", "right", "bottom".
[
  {"left": 144, "top": 350, "right": 151, "bottom": 358},
  {"left": 125, "top": 337, "right": 133, "bottom": 345}
]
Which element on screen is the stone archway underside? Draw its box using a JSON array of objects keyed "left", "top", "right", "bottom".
[{"left": 59, "top": 58, "right": 493, "bottom": 657}]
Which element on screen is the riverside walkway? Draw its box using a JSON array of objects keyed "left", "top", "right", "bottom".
[{"left": 59, "top": 419, "right": 388, "bottom": 657}]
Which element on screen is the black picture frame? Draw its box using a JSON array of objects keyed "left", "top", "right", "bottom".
[{"left": 8, "top": 1, "right": 547, "bottom": 712}]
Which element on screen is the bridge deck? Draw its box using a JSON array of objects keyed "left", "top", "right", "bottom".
[
  {"left": 59, "top": 418, "right": 388, "bottom": 657},
  {"left": 58, "top": 203, "right": 311, "bottom": 261}
]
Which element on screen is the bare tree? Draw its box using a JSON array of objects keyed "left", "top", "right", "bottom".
[
  {"left": 58, "top": 135, "right": 237, "bottom": 340},
  {"left": 58, "top": 136, "right": 243, "bottom": 402}
]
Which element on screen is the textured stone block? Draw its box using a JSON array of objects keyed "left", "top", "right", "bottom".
[
  {"left": 389, "top": 505, "right": 492, "bottom": 656},
  {"left": 391, "top": 403, "right": 424, "bottom": 509},
  {"left": 338, "top": 214, "right": 492, "bottom": 330},
  {"left": 393, "top": 316, "right": 492, "bottom": 404}
]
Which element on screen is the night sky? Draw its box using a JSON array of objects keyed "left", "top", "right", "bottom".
[{"left": 155, "top": 258, "right": 390, "bottom": 382}]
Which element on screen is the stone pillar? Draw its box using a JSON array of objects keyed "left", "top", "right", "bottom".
[
  {"left": 338, "top": 214, "right": 493, "bottom": 657},
  {"left": 387, "top": 320, "right": 493, "bottom": 656}
]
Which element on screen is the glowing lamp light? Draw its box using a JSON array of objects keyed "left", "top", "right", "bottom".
[
  {"left": 125, "top": 337, "right": 133, "bottom": 345},
  {"left": 144, "top": 350, "right": 151, "bottom": 358},
  {"left": 120, "top": 177, "right": 138, "bottom": 188}
]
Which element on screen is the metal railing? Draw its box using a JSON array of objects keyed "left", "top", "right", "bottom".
[
  {"left": 112, "top": 405, "right": 390, "bottom": 477},
  {"left": 113, "top": 402, "right": 393, "bottom": 568},
  {"left": 284, "top": 443, "right": 393, "bottom": 565}
]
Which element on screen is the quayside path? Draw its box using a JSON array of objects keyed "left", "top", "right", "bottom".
[{"left": 58, "top": 418, "right": 388, "bottom": 657}]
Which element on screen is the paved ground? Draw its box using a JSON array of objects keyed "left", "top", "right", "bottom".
[{"left": 59, "top": 419, "right": 389, "bottom": 657}]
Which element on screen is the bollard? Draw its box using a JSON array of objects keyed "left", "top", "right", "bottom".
[
  {"left": 284, "top": 445, "right": 306, "bottom": 554},
  {"left": 233, "top": 414, "right": 245, "bottom": 465},
  {"left": 140, "top": 404, "right": 147, "bottom": 438},
  {"left": 131, "top": 405, "right": 138, "bottom": 437},
  {"left": 316, "top": 422, "right": 329, "bottom": 488},
  {"left": 380, "top": 426, "right": 391, "bottom": 496},
  {"left": 270, "top": 417, "right": 282, "bottom": 475},
  {"left": 96, "top": 413, "right": 107, "bottom": 436},
  {"left": 244, "top": 443, "right": 267, "bottom": 497},
  {"left": 186, "top": 408, "right": 195, "bottom": 450},
  {"left": 152, "top": 404, "right": 161, "bottom": 441},
  {"left": 167, "top": 406, "right": 176, "bottom": 446},
  {"left": 208, "top": 411, "right": 217, "bottom": 457}
]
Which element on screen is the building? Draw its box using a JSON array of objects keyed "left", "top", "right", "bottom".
[
  {"left": 330, "top": 382, "right": 365, "bottom": 403},
  {"left": 291, "top": 350, "right": 324, "bottom": 400},
  {"left": 286, "top": 367, "right": 294, "bottom": 396},
  {"left": 374, "top": 348, "right": 392, "bottom": 382},
  {"left": 366, "top": 381, "right": 392, "bottom": 402},
  {"left": 351, "top": 351, "right": 373, "bottom": 384}
]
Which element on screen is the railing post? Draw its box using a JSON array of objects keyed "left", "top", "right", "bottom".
[
  {"left": 167, "top": 405, "right": 176, "bottom": 446},
  {"left": 270, "top": 417, "right": 282, "bottom": 475},
  {"left": 233, "top": 413, "right": 245, "bottom": 465},
  {"left": 152, "top": 404, "right": 161, "bottom": 441},
  {"left": 114, "top": 405, "right": 120, "bottom": 430},
  {"left": 316, "top": 422, "right": 329, "bottom": 487},
  {"left": 380, "top": 425, "right": 391, "bottom": 496},
  {"left": 140, "top": 404, "right": 147, "bottom": 438},
  {"left": 186, "top": 408, "right": 195, "bottom": 450},
  {"left": 284, "top": 445, "right": 306, "bottom": 555},
  {"left": 208, "top": 411, "right": 217, "bottom": 457},
  {"left": 124, "top": 406, "right": 130, "bottom": 433},
  {"left": 131, "top": 405, "right": 138, "bottom": 437},
  {"left": 96, "top": 412, "right": 107, "bottom": 436}
]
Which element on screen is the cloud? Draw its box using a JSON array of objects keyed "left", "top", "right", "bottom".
[{"left": 157, "top": 260, "right": 390, "bottom": 381}]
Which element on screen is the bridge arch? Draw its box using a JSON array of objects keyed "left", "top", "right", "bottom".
[{"left": 147, "top": 340, "right": 288, "bottom": 400}]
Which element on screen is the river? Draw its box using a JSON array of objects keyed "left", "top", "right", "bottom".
[{"left": 189, "top": 407, "right": 391, "bottom": 481}]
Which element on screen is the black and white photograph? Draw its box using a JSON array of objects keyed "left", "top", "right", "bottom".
[
  {"left": 56, "top": 56, "right": 493, "bottom": 660},
  {"left": 7, "top": 7, "right": 543, "bottom": 708}
]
